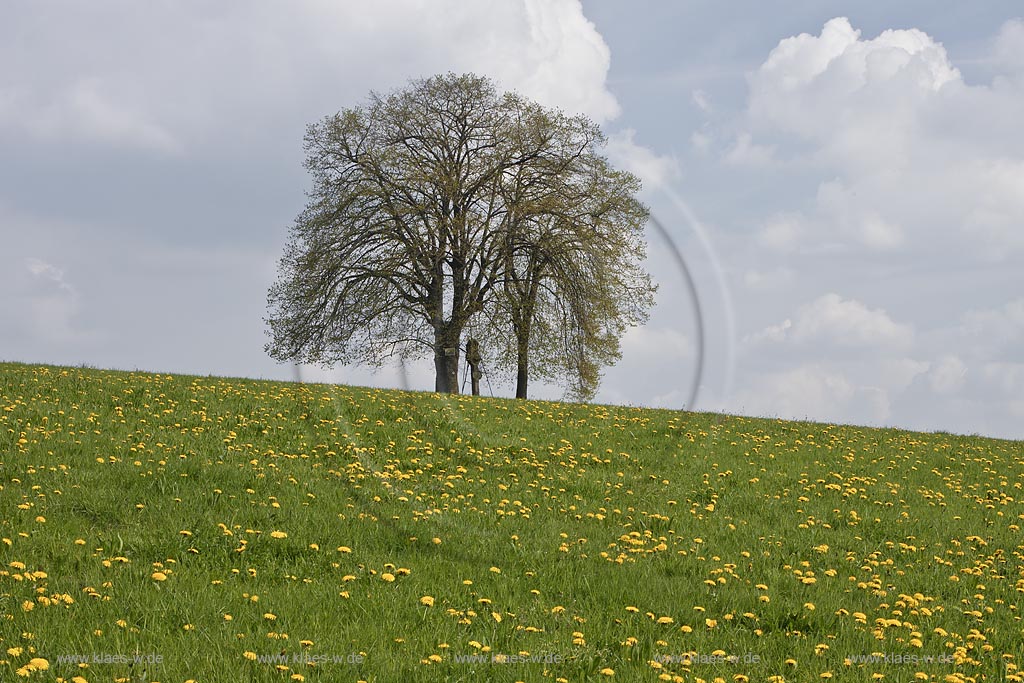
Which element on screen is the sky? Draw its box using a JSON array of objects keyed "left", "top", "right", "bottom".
[{"left": 2, "top": 1, "right": 1022, "bottom": 440}]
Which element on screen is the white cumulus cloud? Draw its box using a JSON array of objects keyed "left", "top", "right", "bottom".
[
  {"left": 735, "top": 17, "right": 1024, "bottom": 257},
  {"left": 0, "top": 0, "right": 620, "bottom": 154},
  {"left": 732, "top": 364, "right": 892, "bottom": 425},
  {"left": 747, "top": 293, "right": 913, "bottom": 350},
  {"left": 605, "top": 128, "right": 681, "bottom": 186},
  {"left": 928, "top": 355, "right": 968, "bottom": 394}
]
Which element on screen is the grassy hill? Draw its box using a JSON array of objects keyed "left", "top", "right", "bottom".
[{"left": 1, "top": 362, "right": 1022, "bottom": 682}]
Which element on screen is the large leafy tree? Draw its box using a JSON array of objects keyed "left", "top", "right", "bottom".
[
  {"left": 268, "top": 73, "right": 522, "bottom": 392},
  {"left": 266, "top": 72, "right": 654, "bottom": 396}
]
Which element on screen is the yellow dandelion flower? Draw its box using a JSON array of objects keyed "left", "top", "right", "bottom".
[
  {"left": 28, "top": 658, "right": 49, "bottom": 671},
  {"left": 420, "top": 596, "right": 435, "bottom": 607},
  {"left": 381, "top": 573, "right": 396, "bottom": 582},
  {"left": 270, "top": 531, "right": 288, "bottom": 539},
  {"left": 151, "top": 571, "right": 167, "bottom": 581}
]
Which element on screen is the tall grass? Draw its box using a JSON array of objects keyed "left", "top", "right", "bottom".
[{"left": 1, "top": 362, "right": 1021, "bottom": 682}]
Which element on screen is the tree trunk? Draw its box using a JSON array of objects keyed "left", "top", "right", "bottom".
[
  {"left": 513, "top": 289, "right": 535, "bottom": 399},
  {"left": 515, "top": 342, "right": 529, "bottom": 399},
  {"left": 512, "top": 305, "right": 532, "bottom": 399},
  {"left": 433, "top": 326, "right": 461, "bottom": 394},
  {"left": 434, "top": 349, "right": 449, "bottom": 393}
]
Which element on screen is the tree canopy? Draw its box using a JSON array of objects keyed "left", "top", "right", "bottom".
[{"left": 266, "top": 72, "right": 655, "bottom": 398}]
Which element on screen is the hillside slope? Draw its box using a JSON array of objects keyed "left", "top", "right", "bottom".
[{"left": 1, "top": 362, "right": 1022, "bottom": 682}]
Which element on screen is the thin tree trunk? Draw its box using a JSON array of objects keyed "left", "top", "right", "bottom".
[
  {"left": 514, "top": 278, "right": 538, "bottom": 400},
  {"left": 515, "top": 339, "right": 529, "bottom": 399}
]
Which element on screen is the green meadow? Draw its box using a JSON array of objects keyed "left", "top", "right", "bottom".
[{"left": 1, "top": 362, "right": 1022, "bottom": 682}]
